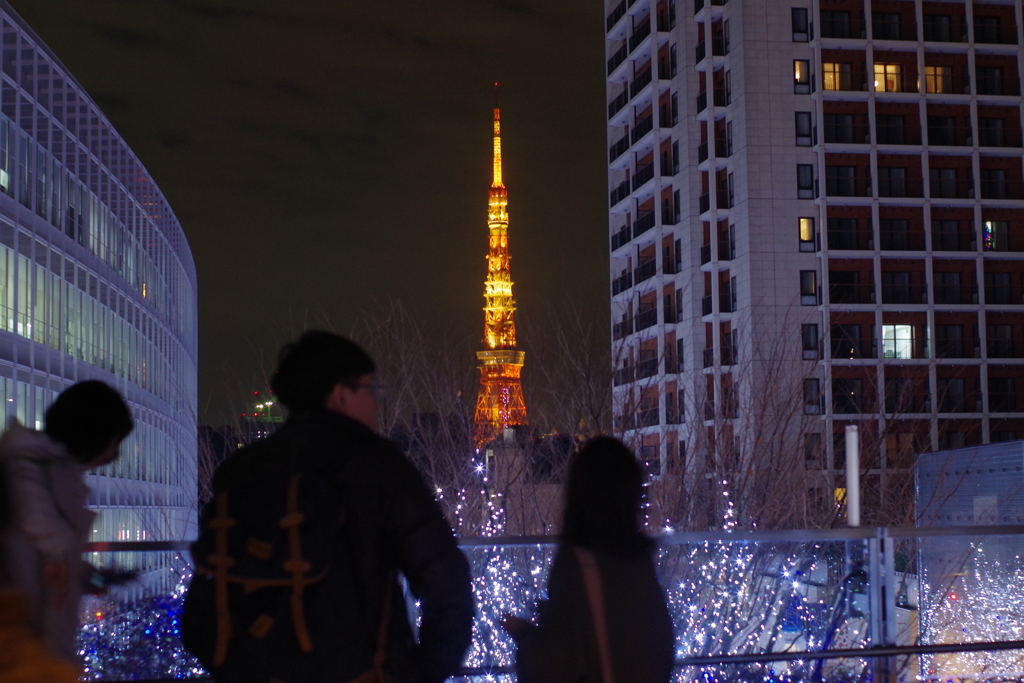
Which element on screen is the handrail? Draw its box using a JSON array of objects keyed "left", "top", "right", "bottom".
[{"left": 84, "top": 523, "right": 1024, "bottom": 552}]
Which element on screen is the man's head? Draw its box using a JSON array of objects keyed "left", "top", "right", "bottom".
[
  {"left": 271, "top": 331, "right": 378, "bottom": 429},
  {"left": 45, "top": 381, "right": 134, "bottom": 466}
]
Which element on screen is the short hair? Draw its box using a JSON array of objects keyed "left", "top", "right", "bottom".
[
  {"left": 271, "top": 331, "right": 376, "bottom": 412},
  {"left": 561, "top": 436, "right": 652, "bottom": 558},
  {"left": 45, "top": 381, "right": 134, "bottom": 463}
]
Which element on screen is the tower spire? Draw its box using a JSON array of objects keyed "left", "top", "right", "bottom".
[{"left": 473, "top": 88, "right": 528, "bottom": 449}]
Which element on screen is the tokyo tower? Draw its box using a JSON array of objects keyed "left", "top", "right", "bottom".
[{"left": 472, "top": 87, "right": 528, "bottom": 448}]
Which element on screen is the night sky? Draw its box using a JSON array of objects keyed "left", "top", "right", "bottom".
[{"left": 9, "top": 1, "right": 610, "bottom": 425}]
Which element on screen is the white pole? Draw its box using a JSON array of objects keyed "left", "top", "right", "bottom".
[{"left": 845, "top": 425, "right": 860, "bottom": 527}]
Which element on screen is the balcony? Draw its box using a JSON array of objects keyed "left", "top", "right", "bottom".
[
  {"left": 610, "top": 225, "right": 631, "bottom": 252},
  {"left": 820, "top": 16, "right": 865, "bottom": 39},
  {"left": 989, "top": 392, "right": 1021, "bottom": 413},
  {"left": 700, "top": 243, "right": 712, "bottom": 265},
  {"left": 636, "top": 406, "right": 659, "bottom": 426},
  {"left": 988, "top": 338, "right": 1024, "bottom": 359},
  {"left": 876, "top": 124, "right": 922, "bottom": 146},
  {"left": 872, "top": 18, "right": 918, "bottom": 41},
  {"left": 878, "top": 177, "right": 924, "bottom": 198},
  {"left": 607, "top": 45, "right": 628, "bottom": 75},
  {"left": 879, "top": 230, "right": 926, "bottom": 251},
  {"left": 632, "top": 163, "right": 654, "bottom": 191},
  {"left": 713, "top": 87, "right": 729, "bottom": 107},
  {"left": 933, "top": 283, "right": 978, "bottom": 305},
  {"left": 985, "top": 285, "right": 1019, "bottom": 306},
  {"left": 613, "top": 364, "right": 634, "bottom": 385},
  {"left": 608, "top": 91, "right": 629, "bottom": 119},
  {"left": 929, "top": 177, "right": 975, "bottom": 199},
  {"left": 613, "top": 319, "right": 633, "bottom": 340},
  {"left": 609, "top": 132, "right": 630, "bottom": 162},
  {"left": 980, "top": 179, "right": 1024, "bottom": 200},
  {"left": 660, "top": 158, "right": 678, "bottom": 177},
  {"left": 606, "top": 0, "right": 626, "bottom": 31},
  {"left": 698, "top": 141, "right": 708, "bottom": 163},
  {"left": 633, "top": 210, "right": 655, "bottom": 238},
  {"left": 830, "top": 283, "right": 875, "bottom": 304},
  {"left": 628, "top": 19, "right": 652, "bottom": 53},
  {"left": 716, "top": 189, "right": 733, "bottom": 209},
  {"left": 630, "top": 115, "right": 654, "bottom": 144},
  {"left": 635, "top": 357, "right": 659, "bottom": 380},
  {"left": 611, "top": 271, "right": 633, "bottom": 295},
  {"left": 715, "top": 138, "right": 730, "bottom": 158},
  {"left": 718, "top": 231, "right": 735, "bottom": 260},
  {"left": 697, "top": 91, "right": 707, "bottom": 113},
  {"left": 976, "top": 76, "right": 1022, "bottom": 97},
  {"left": 935, "top": 339, "right": 968, "bottom": 359},
  {"left": 927, "top": 126, "right": 973, "bottom": 147},
  {"left": 635, "top": 307, "right": 657, "bottom": 331},
  {"left": 824, "top": 124, "right": 870, "bottom": 145},
  {"left": 979, "top": 127, "right": 1024, "bottom": 148},
  {"left": 629, "top": 68, "right": 653, "bottom": 99},
  {"left": 634, "top": 259, "right": 656, "bottom": 285},
  {"left": 881, "top": 283, "right": 927, "bottom": 304},
  {"left": 609, "top": 178, "right": 630, "bottom": 207},
  {"left": 825, "top": 174, "right": 872, "bottom": 197},
  {"left": 831, "top": 338, "right": 876, "bottom": 359},
  {"left": 721, "top": 343, "right": 737, "bottom": 365},
  {"left": 827, "top": 229, "right": 872, "bottom": 251},
  {"left": 693, "top": 0, "right": 726, "bottom": 14},
  {"left": 974, "top": 23, "right": 1019, "bottom": 45},
  {"left": 924, "top": 73, "right": 971, "bottom": 95}
]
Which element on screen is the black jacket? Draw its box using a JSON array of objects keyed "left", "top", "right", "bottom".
[{"left": 211, "top": 410, "right": 474, "bottom": 683}]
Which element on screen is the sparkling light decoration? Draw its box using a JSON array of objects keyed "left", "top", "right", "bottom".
[
  {"left": 473, "top": 85, "right": 528, "bottom": 449},
  {"left": 920, "top": 541, "right": 1024, "bottom": 680}
]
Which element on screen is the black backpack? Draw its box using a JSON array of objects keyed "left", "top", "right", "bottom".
[{"left": 182, "top": 436, "right": 390, "bottom": 683}]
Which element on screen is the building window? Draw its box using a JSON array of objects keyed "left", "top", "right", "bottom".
[
  {"left": 876, "top": 114, "right": 905, "bottom": 144},
  {"left": 823, "top": 62, "right": 852, "bottom": 91},
  {"left": 797, "top": 164, "right": 815, "bottom": 198},
  {"left": 723, "top": 19, "right": 731, "bottom": 53},
  {"left": 825, "top": 166, "right": 856, "bottom": 196},
  {"left": 799, "top": 217, "right": 815, "bottom": 251},
  {"left": 879, "top": 218, "right": 909, "bottom": 250},
  {"left": 981, "top": 169, "right": 1007, "bottom": 199},
  {"left": 939, "top": 430, "right": 966, "bottom": 450},
  {"left": 924, "top": 66, "right": 953, "bottom": 94},
  {"left": 932, "top": 219, "right": 961, "bottom": 251},
  {"left": 833, "top": 378, "right": 864, "bottom": 414},
  {"left": 989, "top": 377, "right": 1017, "bottom": 413},
  {"left": 800, "top": 270, "right": 818, "bottom": 305},
  {"left": 795, "top": 112, "right": 812, "bottom": 146},
  {"left": 802, "top": 323, "right": 819, "bottom": 359},
  {"left": 803, "top": 378, "right": 822, "bottom": 414},
  {"left": 935, "top": 324, "right": 963, "bottom": 358},
  {"left": 976, "top": 67, "right": 1003, "bottom": 95},
  {"left": 978, "top": 118, "right": 1005, "bottom": 147},
  {"left": 873, "top": 63, "right": 903, "bottom": 92},
  {"left": 792, "top": 8, "right": 809, "bottom": 41},
  {"left": 937, "top": 377, "right": 966, "bottom": 413},
  {"left": 804, "top": 433, "right": 821, "bottom": 468},
  {"left": 827, "top": 218, "right": 858, "bottom": 250},
  {"left": 882, "top": 324, "right": 914, "bottom": 359},
  {"left": 983, "top": 220, "right": 1008, "bottom": 251},
  {"left": 794, "top": 60, "right": 811, "bottom": 93},
  {"left": 873, "top": 12, "right": 902, "bottom": 40},
  {"left": 821, "top": 11, "right": 852, "bottom": 38},
  {"left": 878, "top": 166, "right": 907, "bottom": 197},
  {"left": 974, "top": 16, "right": 1002, "bottom": 44},
  {"left": 923, "top": 14, "right": 952, "bottom": 42},
  {"left": 824, "top": 113, "right": 855, "bottom": 143},
  {"left": 724, "top": 71, "right": 732, "bottom": 103}
]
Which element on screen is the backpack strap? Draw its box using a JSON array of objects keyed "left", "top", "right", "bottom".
[
  {"left": 573, "top": 547, "right": 614, "bottom": 683},
  {"left": 280, "top": 472, "right": 314, "bottom": 653},
  {"left": 208, "top": 492, "right": 237, "bottom": 667}
]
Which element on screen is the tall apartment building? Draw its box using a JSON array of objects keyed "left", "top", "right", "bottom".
[{"left": 606, "top": 0, "right": 1024, "bottom": 526}]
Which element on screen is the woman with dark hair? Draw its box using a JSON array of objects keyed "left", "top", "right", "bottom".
[
  {"left": 502, "top": 436, "right": 675, "bottom": 683},
  {"left": 0, "top": 380, "right": 134, "bottom": 666}
]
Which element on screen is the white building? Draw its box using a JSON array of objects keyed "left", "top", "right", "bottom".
[
  {"left": 606, "top": 0, "right": 1024, "bottom": 525},
  {"left": 0, "top": 2, "right": 198, "bottom": 544}
]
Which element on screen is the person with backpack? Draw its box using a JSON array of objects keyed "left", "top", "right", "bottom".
[
  {"left": 0, "top": 380, "right": 135, "bottom": 667},
  {"left": 184, "top": 331, "right": 474, "bottom": 683},
  {"left": 501, "top": 437, "right": 675, "bottom": 683}
]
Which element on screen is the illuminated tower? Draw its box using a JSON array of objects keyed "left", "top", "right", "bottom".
[{"left": 473, "top": 89, "right": 528, "bottom": 448}]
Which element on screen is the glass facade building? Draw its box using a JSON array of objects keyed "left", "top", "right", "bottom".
[{"left": 0, "top": 3, "right": 198, "bottom": 544}]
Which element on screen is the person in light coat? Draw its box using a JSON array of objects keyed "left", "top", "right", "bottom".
[{"left": 0, "top": 381, "right": 133, "bottom": 665}]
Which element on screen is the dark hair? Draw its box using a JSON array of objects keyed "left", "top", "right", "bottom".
[
  {"left": 561, "top": 436, "right": 652, "bottom": 558},
  {"left": 45, "top": 381, "right": 134, "bottom": 463},
  {"left": 271, "top": 331, "right": 376, "bottom": 411}
]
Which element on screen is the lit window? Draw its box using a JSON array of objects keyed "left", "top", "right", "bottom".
[
  {"left": 882, "top": 324, "right": 914, "bottom": 359},
  {"left": 799, "top": 217, "right": 815, "bottom": 251},
  {"left": 923, "top": 65, "right": 952, "bottom": 93},
  {"left": 822, "top": 62, "right": 851, "bottom": 91},
  {"left": 873, "top": 63, "right": 903, "bottom": 92},
  {"left": 794, "top": 60, "right": 811, "bottom": 93},
  {"left": 983, "top": 220, "right": 1007, "bottom": 251}
]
